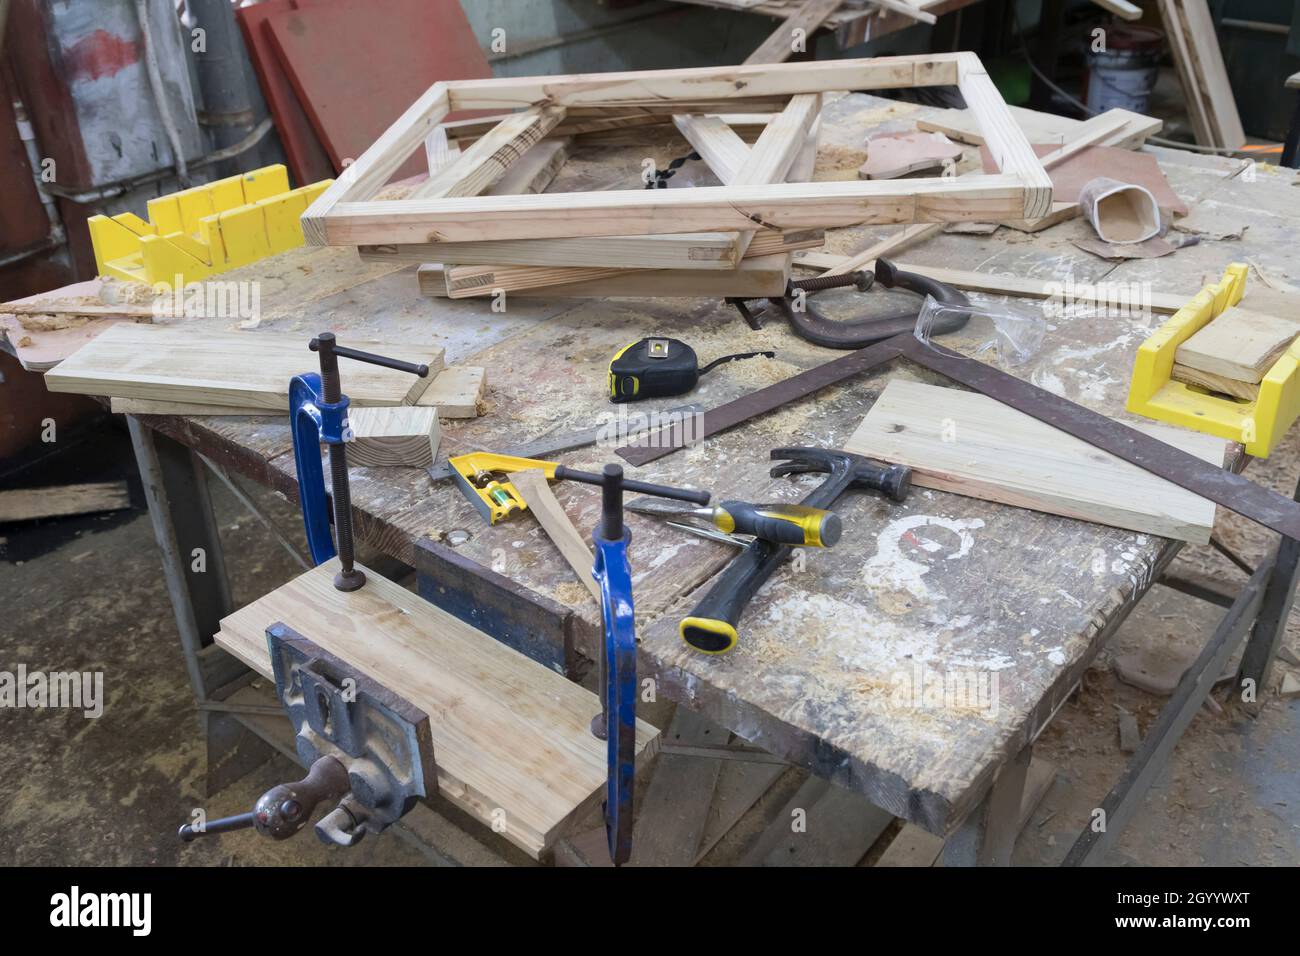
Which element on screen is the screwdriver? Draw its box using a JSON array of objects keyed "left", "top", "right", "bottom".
[{"left": 626, "top": 498, "right": 841, "bottom": 548}]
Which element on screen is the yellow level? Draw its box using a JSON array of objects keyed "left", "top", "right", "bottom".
[
  {"left": 87, "top": 165, "right": 331, "bottom": 289},
  {"left": 1126, "top": 263, "right": 1300, "bottom": 458}
]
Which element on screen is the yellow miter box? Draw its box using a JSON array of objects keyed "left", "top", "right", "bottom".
[
  {"left": 1126, "top": 263, "right": 1300, "bottom": 458},
  {"left": 87, "top": 165, "right": 332, "bottom": 288}
]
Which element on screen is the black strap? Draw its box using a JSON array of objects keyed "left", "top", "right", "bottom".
[{"left": 698, "top": 350, "right": 775, "bottom": 376}]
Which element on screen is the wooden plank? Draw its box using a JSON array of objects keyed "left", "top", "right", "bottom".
[
  {"left": 483, "top": 138, "right": 570, "bottom": 196},
  {"left": 629, "top": 708, "right": 726, "bottom": 866},
  {"left": 800, "top": 254, "right": 1194, "bottom": 313},
  {"left": 348, "top": 406, "right": 440, "bottom": 468},
  {"left": 418, "top": 253, "right": 792, "bottom": 299},
  {"left": 956, "top": 53, "right": 1053, "bottom": 219},
  {"left": 319, "top": 174, "right": 1037, "bottom": 246},
  {"left": 1173, "top": 0, "right": 1246, "bottom": 149},
  {"left": 672, "top": 115, "right": 752, "bottom": 183},
  {"left": 1158, "top": 0, "right": 1218, "bottom": 148},
  {"left": 440, "top": 230, "right": 822, "bottom": 297},
  {"left": 0, "top": 481, "right": 131, "bottom": 523},
  {"left": 357, "top": 233, "right": 745, "bottom": 270},
  {"left": 216, "top": 559, "right": 658, "bottom": 857},
  {"left": 917, "top": 104, "right": 1161, "bottom": 150},
  {"left": 414, "top": 365, "right": 487, "bottom": 418},
  {"left": 111, "top": 398, "right": 276, "bottom": 417},
  {"left": 845, "top": 379, "right": 1227, "bottom": 544},
  {"left": 442, "top": 55, "right": 962, "bottom": 112},
  {"left": 1170, "top": 365, "right": 1260, "bottom": 401},
  {"left": 744, "top": 0, "right": 845, "bottom": 65},
  {"left": 1174, "top": 305, "right": 1300, "bottom": 383},
  {"left": 408, "top": 106, "right": 567, "bottom": 200},
  {"left": 506, "top": 469, "right": 600, "bottom": 605},
  {"left": 44, "top": 325, "right": 444, "bottom": 410}
]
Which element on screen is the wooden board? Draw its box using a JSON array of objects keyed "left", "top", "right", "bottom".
[
  {"left": 1174, "top": 305, "right": 1300, "bottom": 384},
  {"left": 439, "top": 231, "right": 822, "bottom": 298},
  {"left": 348, "top": 406, "right": 440, "bottom": 468},
  {"left": 1159, "top": 0, "right": 1245, "bottom": 149},
  {"left": 507, "top": 469, "right": 600, "bottom": 605},
  {"left": 744, "top": 0, "right": 845, "bottom": 65},
  {"left": 414, "top": 365, "right": 487, "bottom": 418},
  {"left": 216, "top": 559, "right": 658, "bottom": 857},
  {"left": 264, "top": 0, "right": 491, "bottom": 179},
  {"left": 1170, "top": 365, "right": 1260, "bottom": 401},
  {"left": 797, "top": 254, "right": 1195, "bottom": 314},
  {"left": 0, "top": 481, "right": 131, "bottom": 523},
  {"left": 111, "top": 398, "right": 277, "bottom": 417},
  {"left": 845, "top": 379, "right": 1227, "bottom": 544},
  {"left": 918, "top": 105, "right": 1160, "bottom": 150},
  {"left": 418, "top": 253, "right": 792, "bottom": 299},
  {"left": 44, "top": 324, "right": 443, "bottom": 410}
]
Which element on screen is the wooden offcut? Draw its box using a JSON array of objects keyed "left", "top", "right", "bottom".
[
  {"left": 216, "top": 559, "right": 658, "bottom": 857},
  {"left": 0, "top": 481, "right": 131, "bottom": 523},
  {"left": 44, "top": 325, "right": 443, "bottom": 410},
  {"left": 348, "top": 406, "right": 440, "bottom": 468},
  {"left": 415, "top": 365, "right": 487, "bottom": 418},
  {"left": 1174, "top": 306, "right": 1300, "bottom": 384},
  {"left": 846, "top": 380, "right": 1227, "bottom": 544}
]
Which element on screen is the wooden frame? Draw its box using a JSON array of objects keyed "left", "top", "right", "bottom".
[{"left": 302, "top": 54, "right": 1051, "bottom": 266}]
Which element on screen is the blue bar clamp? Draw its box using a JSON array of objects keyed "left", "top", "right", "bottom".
[{"left": 289, "top": 332, "right": 429, "bottom": 589}]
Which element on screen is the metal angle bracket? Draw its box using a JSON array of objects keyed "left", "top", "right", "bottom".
[{"left": 617, "top": 332, "right": 1300, "bottom": 543}]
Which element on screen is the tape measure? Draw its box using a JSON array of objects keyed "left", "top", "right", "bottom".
[{"left": 608, "top": 337, "right": 773, "bottom": 403}]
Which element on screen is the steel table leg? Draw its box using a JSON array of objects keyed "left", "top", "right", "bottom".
[
  {"left": 1235, "top": 474, "right": 1300, "bottom": 693},
  {"left": 128, "top": 416, "right": 273, "bottom": 795}
]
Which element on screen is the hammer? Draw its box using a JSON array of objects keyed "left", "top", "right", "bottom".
[{"left": 679, "top": 447, "right": 911, "bottom": 654}]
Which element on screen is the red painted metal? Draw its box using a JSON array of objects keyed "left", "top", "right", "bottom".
[
  {"left": 263, "top": 0, "right": 491, "bottom": 182},
  {"left": 235, "top": 0, "right": 335, "bottom": 187}
]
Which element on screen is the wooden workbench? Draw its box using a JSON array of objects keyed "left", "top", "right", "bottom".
[{"left": 17, "top": 91, "right": 1300, "bottom": 860}]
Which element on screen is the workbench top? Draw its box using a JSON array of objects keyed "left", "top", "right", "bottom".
[{"left": 23, "top": 92, "right": 1300, "bottom": 837}]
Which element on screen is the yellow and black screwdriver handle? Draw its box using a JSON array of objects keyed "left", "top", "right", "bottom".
[
  {"left": 680, "top": 448, "right": 911, "bottom": 655},
  {"left": 712, "top": 501, "right": 841, "bottom": 548}
]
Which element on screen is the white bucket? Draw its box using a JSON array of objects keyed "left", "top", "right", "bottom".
[{"left": 1085, "top": 27, "right": 1163, "bottom": 114}]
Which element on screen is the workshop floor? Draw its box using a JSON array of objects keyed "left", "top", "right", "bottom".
[{"left": 1, "top": 413, "right": 1297, "bottom": 866}]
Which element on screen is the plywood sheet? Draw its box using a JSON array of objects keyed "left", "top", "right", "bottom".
[
  {"left": 845, "top": 380, "right": 1226, "bottom": 544},
  {"left": 217, "top": 560, "right": 658, "bottom": 856},
  {"left": 981, "top": 143, "right": 1187, "bottom": 215},
  {"left": 44, "top": 324, "right": 443, "bottom": 410}
]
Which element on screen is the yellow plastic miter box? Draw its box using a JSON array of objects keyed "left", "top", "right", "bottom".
[
  {"left": 87, "top": 165, "right": 332, "bottom": 289},
  {"left": 1126, "top": 263, "right": 1300, "bottom": 458}
]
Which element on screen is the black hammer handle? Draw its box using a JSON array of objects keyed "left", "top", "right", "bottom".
[{"left": 679, "top": 454, "right": 911, "bottom": 654}]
